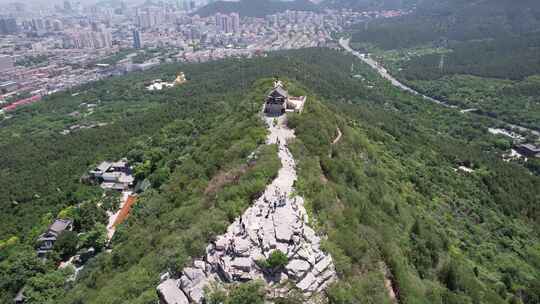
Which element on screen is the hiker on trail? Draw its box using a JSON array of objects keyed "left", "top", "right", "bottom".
[
  {"left": 229, "top": 239, "right": 236, "bottom": 257},
  {"left": 257, "top": 229, "right": 263, "bottom": 248}
]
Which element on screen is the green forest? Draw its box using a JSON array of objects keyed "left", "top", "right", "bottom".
[
  {"left": 195, "top": 0, "right": 318, "bottom": 18},
  {"left": 347, "top": 0, "right": 540, "bottom": 130},
  {"left": 1, "top": 47, "right": 539, "bottom": 303}
]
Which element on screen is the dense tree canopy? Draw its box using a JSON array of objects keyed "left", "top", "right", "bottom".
[{"left": 0, "top": 47, "right": 538, "bottom": 304}]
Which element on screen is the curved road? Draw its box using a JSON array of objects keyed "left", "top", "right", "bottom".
[{"left": 339, "top": 38, "right": 540, "bottom": 137}]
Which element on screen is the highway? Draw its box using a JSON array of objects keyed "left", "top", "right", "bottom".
[{"left": 339, "top": 38, "right": 450, "bottom": 107}]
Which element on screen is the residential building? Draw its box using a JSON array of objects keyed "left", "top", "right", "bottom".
[
  {"left": 37, "top": 219, "right": 73, "bottom": 257},
  {"left": 0, "top": 81, "right": 18, "bottom": 94},
  {"left": 0, "top": 55, "right": 14, "bottom": 72},
  {"left": 230, "top": 13, "right": 240, "bottom": 33},
  {"left": 515, "top": 144, "right": 540, "bottom": 158},
  {"left": 0, "top": 17, "right": 18, "bottom": 35},
  {"left": 133, "top": 29, "right": 142, "bottom": 49}
]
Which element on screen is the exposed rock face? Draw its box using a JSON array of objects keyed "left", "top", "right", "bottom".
[
  {"left": 157, "top": 279, "right": 189, "bottom": 304},
  {"left": 157, "top": 114, "right": 337, "bottom": 303}
]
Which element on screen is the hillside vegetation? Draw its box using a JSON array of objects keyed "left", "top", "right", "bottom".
[
  {"left": 347, "top": 0, "right": 540, "bottom": 129},
  {"left": 0, "top": 48, "right": 539, "bottom": 303},
  {"left": 196, "top": 0, "right": 318, "bottom": 17}
]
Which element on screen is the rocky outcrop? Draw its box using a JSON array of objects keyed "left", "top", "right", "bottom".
[
  {"left": 157, "top": 115, "right": 337, "bottom": 303},
  {"left": 157, "top": 279, "right": 189, "bottom": 304}
]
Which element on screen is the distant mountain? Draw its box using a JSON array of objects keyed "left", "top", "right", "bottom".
[
  {"left": 195, "top": 0, "right": 319, "bottom": 17},
  {"left": 321, "top": 0, "right": 416, "bottom": 10}
]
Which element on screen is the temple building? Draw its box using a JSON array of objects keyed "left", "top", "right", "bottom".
[{"left": 264, "top": 80, "right": 306, "bottom": 115}]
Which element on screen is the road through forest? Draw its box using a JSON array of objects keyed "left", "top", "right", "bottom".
[{"left": 339, "top": 38, "right": 540, "bottom": 137}]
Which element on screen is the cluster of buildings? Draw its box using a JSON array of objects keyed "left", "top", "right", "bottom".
[
  {"left": 0, "top": 0, "right": 409, "bottom": 114},
  {"left": 63, "top": 28, "right": 113, "bottom": 49},
  {"left": 488, "top": 127, "right": 540, "bottom": 162},
  {"left": 88, "top": 159, "right": 135, "bottom": 191}
]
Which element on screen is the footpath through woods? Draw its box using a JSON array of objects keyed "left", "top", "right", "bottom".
[
  {"left": 157, "top": 113, "right": 337, "bottom": 304},
  {"left": 332, "top": 127, "right": 342, "bottom": 145}
]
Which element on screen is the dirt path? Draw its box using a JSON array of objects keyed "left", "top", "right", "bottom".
[
  {"left": 106, "top": 191, "right": 132, "bottom": 241},
  {"left": 331, "top": 127, "right": 342, "bottom": 145},
  {"left": 157, "top": 113, "right": 337, "bottom": 304}
]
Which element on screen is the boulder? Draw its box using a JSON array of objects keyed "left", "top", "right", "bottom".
[
  {"left": 314, "top": 256, "right": 332, "bottom": 275},
  {"left": 319, "top": 269, "right": 336, "bottom": 284},
  {"left": 157, "top": 279, "right": 189, "bottom": 304},
  {"left": 194, "top": 260, "right": 207, "bottom": 272},
  {"left": 235, "top": 238, "right": 251, "bottom": 256},
  {"left": 247, "top": 223, "right": 260, "bottom": 244},
  {"left": 183, "top": 267, "right": 206, "bottom": 286},
  {"left": 262, "top": 218, "right": 277, "bottom": 249},
  {"left": 297, "top": 247, "right": 316, "bottom": 266},
  {"left": 275, "top": 241, "right": 289, "bottom": 254},
  {"left": 274, "top": 206, "right": 296, "bottom": 242},
  {"left": 214, "top": 237, "right": 228, "bottom": 251},
  {"left": 297, "top": 272, "right": 317, "bottom": 292},
  {"left": 303, "top": 226, "right": 319, "bottom": 245},
  {"left": 286, "top": 259, "right": 311, "bottom": 279},
  {"left": 187, "top": 285, "right": 205, "bottom": 304},
  {"left": 231, "top": 257, "right": 252, "bottom": 272}
]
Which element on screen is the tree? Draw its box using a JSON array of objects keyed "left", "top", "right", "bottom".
[
  {"left": 78, "top": 223, "right": 107, "bottom": 252},
  {"left": 256, "top": 250, "right": 288, "bottom": 273},
  {"left": 75, "top": 202, "right": 107, "bottom": 231},
  {"left": 205, "top": 282, "right": 227, "bottom": 304},
  {"left": 101, "top": 192, "right": 121, "bottom": 212},
  {"left": 226, "top": 281, "right": 265, "bottom": 304},
  {"left": 53, "top": 231, "right": 78, "bottom": 261},
  {"left": 25, "top": 268, "right": 71, "bottom": 303},
  {"left": 0, "top": 246, "right": 47, "bottom": 296}
]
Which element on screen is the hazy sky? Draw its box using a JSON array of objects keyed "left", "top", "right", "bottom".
[
  {"left": 0, "top": 0, "right": 88, "bottom": 5},
  {"left": 0, "top": 0, "right": 147, "bottom": 6},
  {"left": 0, "top": 0, "right": 224, "bottom": 6}
]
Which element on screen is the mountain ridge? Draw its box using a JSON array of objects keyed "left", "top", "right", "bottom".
[{"left": 195, "top": 0, "right": 319, "bottom": 17}]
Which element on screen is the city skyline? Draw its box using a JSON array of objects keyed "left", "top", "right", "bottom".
[{"left": 0, "top": 0, "right": 407, "bottom": 113}]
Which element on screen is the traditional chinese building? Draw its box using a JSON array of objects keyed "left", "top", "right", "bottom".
[{"left": 264, "top": 80, "right": 306, "bottom": 115}]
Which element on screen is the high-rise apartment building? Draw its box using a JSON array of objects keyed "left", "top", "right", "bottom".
[
  {"left": 215, "top": 13, "right": 240, "bottom": 34},
  {"left": 0, "top": 18, "right": 19, "bottom": 35},
  {"left": 133, "top": 30, "right": 142, "bottom": 49},
  {"left": 230, "top": 13, "right": 240, "bottom": 33}
]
